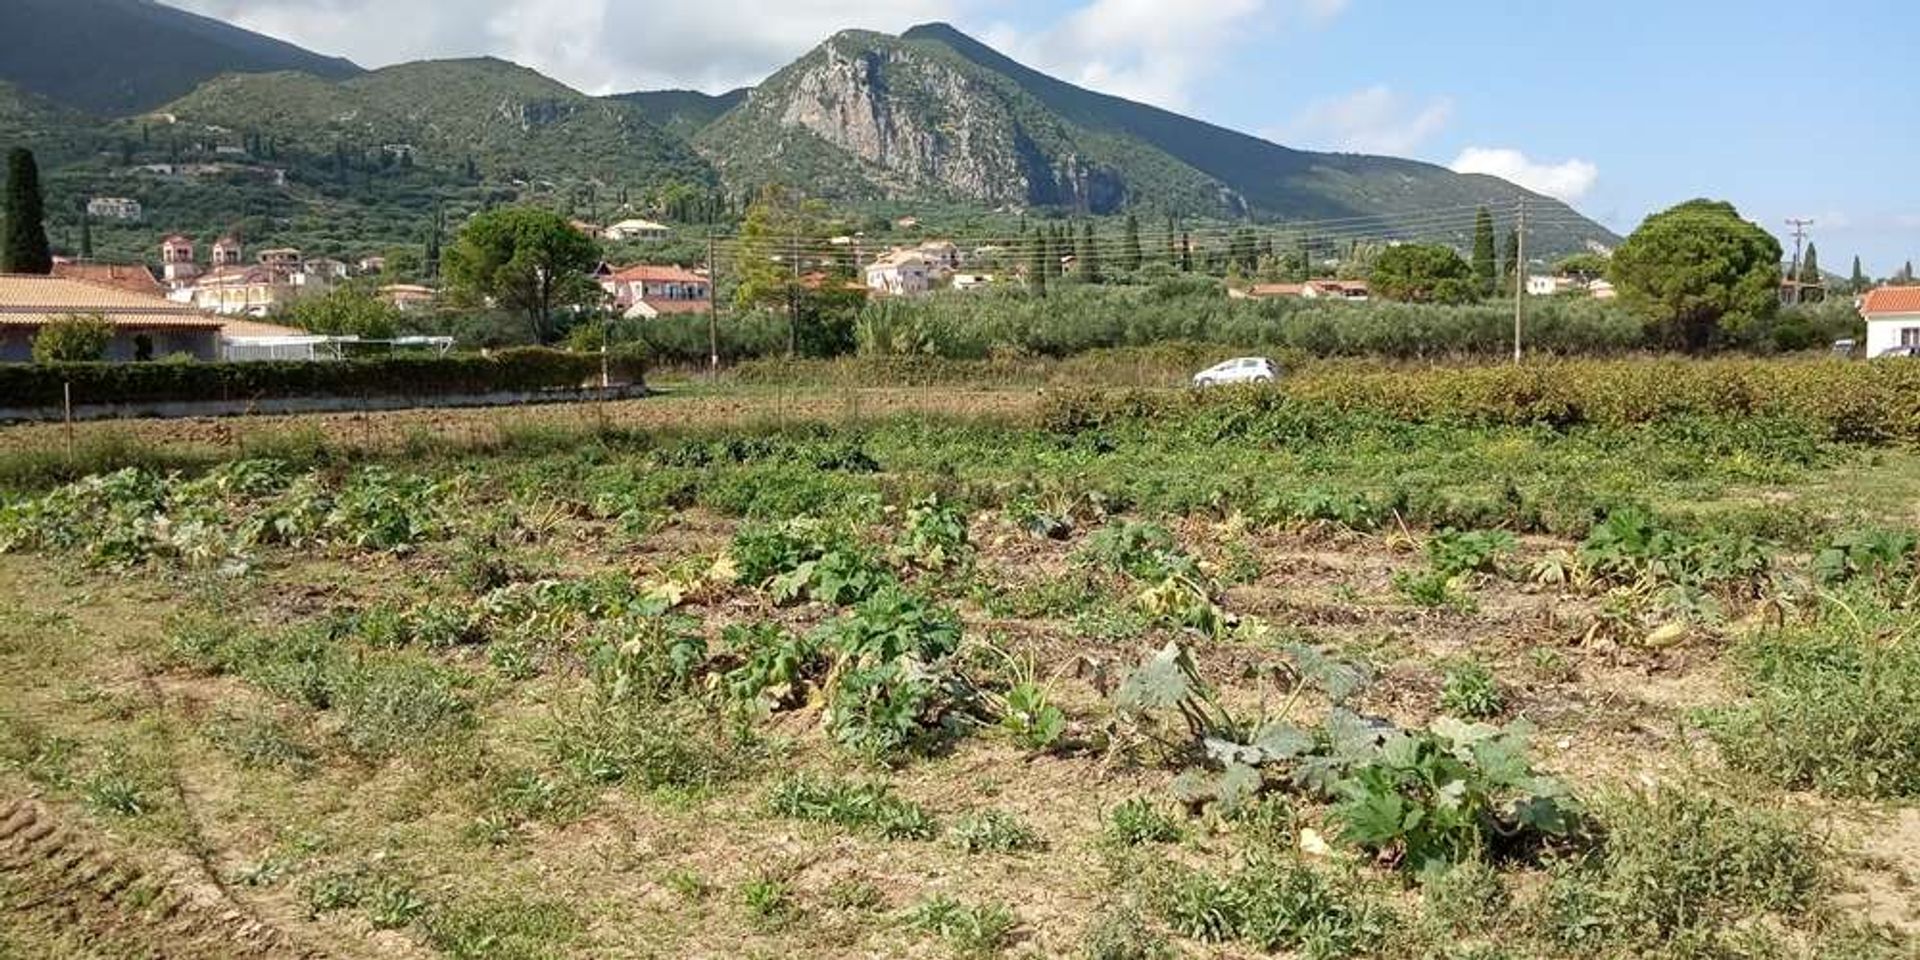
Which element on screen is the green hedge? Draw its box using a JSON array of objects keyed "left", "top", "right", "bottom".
[
  {"left": 0, "top": 348, "right": 645, "bottom": 408},
  {"left": 1041, "top": 358, "right": 1920, "bottom": 444}
]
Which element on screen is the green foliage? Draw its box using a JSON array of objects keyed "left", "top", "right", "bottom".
[
  {"left": 1611, "top": 199, "right": 1784, "bottom": 351},
  {"left": 1542, "top": 788, "right": 1824, "bottom": 953},
  {"left": 815, "top": 586, "right": 973, "bottom": 759},
  {"left": 1438, "top": 661, "right": 1505, "bottom": 720},
  {"left": 766, "top": 774, "right": 938, "bottom": 840},
  {"left": 998, "top": 680, "right": 1067, "bottom": 752},
  {"left": 31, "top": 313, "right": 113, "bottom": 363},
  {"left": 1427, "top": 529, "right": 1517, "bottom": 579},
  {"left": 1471, "top": 207, "right": 1498, "bottom": 298},
  {"left": 1708, "top": 593, "right": 1920, "bottom": 798},
  {"left": 280, "top": 285, "right": 401, "bottom": 338},
  {"left": 906, "top": 894, "right": 1019, "bottom": 957},
  {"left": 895, "top": 494, "right": 971, "bottom": 571},
  {"left": 1330, "top": 719, "right": 1579, "bottom": 873},
  {"left": 423, "top": 896, "right": 581, "bottom": 960},
  {"left": 0, "top": 348, "right": 643, "bottom": 409},
  {"left": 741, "top": 876, "right": 796, "bottom": 929},
  {"left": 950, "top": 810, "right": 1043, "bottom": 854},
  {"left": 1079, "top": 520, "right": 1199, "bottom": 581},
  {"left": 581, "top": 599, "right": 707, "bottom": 707},
  {"left": 4, "top": 147, "right": 52, "bottom": 274},
  {"left": 1372, "top": 244, "right": 1479, "bottom": 305},
  {"left": 443, "top": 206, "right": 602, "bottom": 343},
  {"left": 1811, "top": 528, "right": 1917, "bottom": 590},
  {"left": 720, "top": 621, "right": 825, "bottom": 712},
  {"left": 1104, "top": 797, "right": 1184, "bottom": 846},
  {"left": 1152, "top": 857, "right": 1395, "bottom": 957},
  {"left": 1082, "top": 906, "right": 1174, "bottom": 960}
]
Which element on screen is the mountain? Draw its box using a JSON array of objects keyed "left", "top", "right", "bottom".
[
  {"left": 697, "top": 24, "right": 1615, "bottom": 251},
  {"left": 608, "top": 88, "right": 748, "bottom": 141},
  {"left": 160, "top": 59, "right": 714, "bottom": 190},
  {"left": 0, "top": 0, "right": 361, "bottom": 116}
]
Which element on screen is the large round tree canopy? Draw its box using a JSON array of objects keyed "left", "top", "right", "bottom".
[{"left": 1610, "top": 199, "right": 1782, "bottom": 351}]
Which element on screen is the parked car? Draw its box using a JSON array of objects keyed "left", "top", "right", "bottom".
[
  {"left": 1877, "top": 345, "right": 1920, "bottom": 358},
  {"left": 1193, "top": 356, "right": 1280, "bottom": 387}
]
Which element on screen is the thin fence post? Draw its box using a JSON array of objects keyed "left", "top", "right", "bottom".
[{"left": 63, "top": 381, "right": 74, "bottom": 463}]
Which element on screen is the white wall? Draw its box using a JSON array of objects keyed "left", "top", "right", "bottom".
[{"left": 1866, "top": 315, "right": 1920, "bottom": 356}]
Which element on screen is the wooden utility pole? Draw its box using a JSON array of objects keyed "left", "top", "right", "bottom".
[
  {"left": 786, "top": 232, "right": 800, "bottom": 360},
  {"left": 1512, "top": 199, "right": 1526, "bottom": 364},
  {"left": 706, "top": 232, "right": 719, "bottom": 375},
  {"left": 1784, "top": 218, "right": 1814, "bottom": 304}
]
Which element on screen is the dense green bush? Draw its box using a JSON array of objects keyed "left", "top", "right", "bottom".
[
  {"left": 0, "top": 347, "right": 644, "bottom": 408},
  {"left": 1042, "top": 358, "right": 1920, "bottom": 444}
]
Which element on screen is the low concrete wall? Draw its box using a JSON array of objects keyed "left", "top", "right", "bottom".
[{"left": 0, "top": 384, "right": 649, "bottom": 423}]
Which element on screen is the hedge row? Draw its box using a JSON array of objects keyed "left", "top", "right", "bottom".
[
  {"left": 1041, "top": 359, "right": 1920, "bottom": 444},
  {"left": 0, "top": 348, "right": 645, "bottom": 408}
]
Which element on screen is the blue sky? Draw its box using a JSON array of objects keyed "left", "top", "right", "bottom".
[{"left": 178, "top": 0, "right": 1917, "bottom": 273}]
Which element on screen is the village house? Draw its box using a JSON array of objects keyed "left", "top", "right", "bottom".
[
  {"left": 0, "top": 274, "right": 226, "bottom": 362},
  {"left": 1527, "top": 275, "right": 1585, "bottom": 296},
  {"left": 600, "top": 265, "right": 711, "bottom": 319},
  {"left": 602, "top": 219, "right": 670, "bottom": 243},
  {"left": 379, "top": 284, "right": 439, "bottom": 312},
  {"left": 357, "top": 255, "right": 388, "bottom": 275},
  {"left": 1234, "top": 283, "right": 1307, "bottom": 300},
  {"left": 86, "top": 197, "right": 143, "bottom": 221},
  {"left": 1860, "top": 286, "right": 1920, "bottom": 357},
  {"left": 183, "top": 265, "right": 298, "bottom": 317},
  {"left": 1302, "top": 280, "right": 1370, "bottom": 301},
  {"left": 865, "top": 251, "right": 932, "bottom": 296}
]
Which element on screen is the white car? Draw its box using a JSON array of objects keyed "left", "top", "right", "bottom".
[{"left": 1192, "top": 356, "right": 1280, "bottom": 387}]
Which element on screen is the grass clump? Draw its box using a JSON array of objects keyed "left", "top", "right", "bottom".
[
  {"left": 1105, "top": 797, "right": 1184, "bottom": 847},
  {"left": 1438, "top": 661, "right": 1506, "bottom": 720},
  {"left": 423, "top": 895, "right": 582, "bottom": 960},
  {"left": 1152, "top": 856, "right": 1396, "bottom": 958},
  {"left": 1081, "top": 906, "right": 1174, "bottom": 960},
  {"left": 1707, "top": 593, "right": 1920, "bottom": 798},
  {"left": 907, "top": 894, "right": 1019, "bottom": 957},
  {"left": 950, "top": 810, "right": 1044, "bottom": 854},
  {"left": 1539, "top": 788, "right": 1825, "bottom": 954},
  {"left": 766, "top": 774, "right": 937, "bottom": 840}
]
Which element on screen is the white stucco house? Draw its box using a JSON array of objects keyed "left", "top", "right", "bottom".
[
  {"left": 1860, "top": 287, "right": 1920, "bottom": 357},
  {"left": 865, "top": 252, "right": 932, "bottom": 296}
]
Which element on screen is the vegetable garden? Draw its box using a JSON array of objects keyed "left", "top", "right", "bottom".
[{"left": 0, "top": 360, "right": 1916, "bottom": 958}]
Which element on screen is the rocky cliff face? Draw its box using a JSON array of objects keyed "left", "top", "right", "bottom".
[{"left": 702, "top": 32, "right": 1141, "bottom": 213}]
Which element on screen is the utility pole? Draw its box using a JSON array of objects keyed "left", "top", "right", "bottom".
[
  {"left": 786, "top": 232, "right": 800, "bottom": 360},
  {"left": 1512, "top": 199, "right": 1526, "bottom": 364},
  {"left": 1785, "top": 218, "right": 1814, "bottom": 304},
  {"left": 706, "top": 231, "right": 719, "bottom": 375}
]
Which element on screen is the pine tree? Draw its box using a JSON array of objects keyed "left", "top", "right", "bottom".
[
  {"left": 1472, "top": 207, "right": 1497, "bottom": 296},
  {"left": 2, "top": 148, "right": 52, "bottom": 274},
  {"left": 1500, "top": 227, "right": 1521, "bottom": 293},
  {"left": 1850, "top": 256, "right": 1866, "bottom": 293},
  {"left": 1122, "top": 214, "right": 1142, "bottom": 272},
  {"left": 1080, "top": 221, "right": 1102, "bottom": 284}
]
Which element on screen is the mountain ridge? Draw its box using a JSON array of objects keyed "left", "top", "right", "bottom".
[{"left": 0, "top": 0, "right": 361, "bottom": 116}]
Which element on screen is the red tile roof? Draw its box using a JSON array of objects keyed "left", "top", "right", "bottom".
[
  {"left": 1861, "top": 286, "right": 1920, "bottom": 316},
  {"left": 611, "top": 264, "right": 707, "bottom": 284},
  {"left": 51, "top": 261, "right": 165, "bottom": 296}
]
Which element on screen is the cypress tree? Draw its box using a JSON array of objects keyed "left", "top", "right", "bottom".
[
  {"left": 1798, "top": 242, "right": 1820, "bottom": 285},
  {"left": 1122, "top": 214, "right": 1142, "bottom": 272},
  {"left": 3, "top": 148, "right": 53, "bottom": 274},
  {"left": 1850, "top": 256, "right": 1866, "bottom": 292},
  {"left": 1080, "top": 221, "right": 1102, "bottom": 284},
  {"left": 79, "top": 209, "right": 93, "bottom": 260},
  {"left": 1026, "top": 228, "right": 1047, "bottom": 298},
  {"left": 1472, "top": 206, "right": 1497, "bottom": 296},
  {"left": 1179, "top": 231, "right": 1192, "bottom": 272},
  {"left": 1500, "top": 226, "right": 1521, "bottom": 293}
]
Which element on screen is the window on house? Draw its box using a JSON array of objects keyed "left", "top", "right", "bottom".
[{"left": 1903, "top": 328, "right": 1920, "bottom": 347}]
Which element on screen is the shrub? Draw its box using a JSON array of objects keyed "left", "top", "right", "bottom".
[
  {"left": 950, "top": 810, "right": 1044, "bottom": 854},
  {"left": 1438, "top": 662, "right": 1506, "bottom": 720},
  {"left": 907, "top": 894, "right": 1019, "bottom": 957},
  {"left": 32, "top": 313, "right": 115, "bottom": 363},
  {"left": 1105, "top": 798, "right": 1184, "bottom": 846},
  {"left": 0, "top": 347, "right": 642, "bottom": 409}
]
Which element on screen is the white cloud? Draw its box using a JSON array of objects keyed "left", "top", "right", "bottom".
[
  {"left": 1450, "top": 147, "right": 1599, "bottom": 203},
  {"left": 981, "top": 0, "right": 1349, "bottom": 112},
  {"left": 169, "top": 0, "right": 967, "bottom": 94},
  {"left": 1271, "top": 85, "right": 1454, "bottom": 155}
]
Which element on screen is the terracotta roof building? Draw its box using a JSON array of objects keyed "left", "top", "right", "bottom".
[
  {"left": 51, "top": 260, "right": 166, "bottom": 297},
  {"left": 600, "top": 264, "right": 711, "bottom": 319},
  {"left": 1861, "top": 286, "right": 1920, "bottom": 357},
  {"left": 0, "top": 274, "right": 225, "bottom": 362}
]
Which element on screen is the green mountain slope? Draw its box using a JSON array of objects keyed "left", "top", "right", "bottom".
[
  {"left": 608, "top": 88, "right": 748, "bottom": 140},
  {"left": 699, "top": 23, "right": 1615, "bottom": 252},
  {"left": 162, "top": 59, "right": 714, "bottom": 190},
  {"left": 0, "top": 0, "right": 360, "bottom": 116}
]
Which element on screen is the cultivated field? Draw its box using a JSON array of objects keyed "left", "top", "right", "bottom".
[{"left": 1, "top": 359, "right": 1917, "bottom": 959}]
